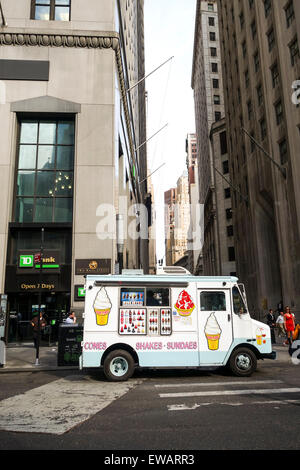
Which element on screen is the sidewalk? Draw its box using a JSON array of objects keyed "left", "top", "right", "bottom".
[
  {"left": 0, "top": 343, "right": 78, "bottom": 373},
  {"left": 0, "top": 342, "right": 292, "bottom": 373}
]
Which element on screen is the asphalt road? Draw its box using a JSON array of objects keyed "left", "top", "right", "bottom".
[{"left": 0, "top": 355, "right": 299, "bottom": 454}]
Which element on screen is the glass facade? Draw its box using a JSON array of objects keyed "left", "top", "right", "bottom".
[{"left": 15, "top": 119, "right": 74, "bottom": 223}]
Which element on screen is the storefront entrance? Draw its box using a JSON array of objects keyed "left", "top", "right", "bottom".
[{"left": 7, "top": 292, "right": 70, "bottom": 344}]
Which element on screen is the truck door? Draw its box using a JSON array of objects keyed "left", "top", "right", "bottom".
[{"left": 197, "top": 289, "right": 233, "bottom": 365}]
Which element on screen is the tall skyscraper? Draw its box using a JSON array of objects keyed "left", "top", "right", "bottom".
[
  {"left": 217, "top": 0, "right": 300, "bottom": 318},
  {"left": 192, "top": 0, "right": 236, "bottom": 276}
]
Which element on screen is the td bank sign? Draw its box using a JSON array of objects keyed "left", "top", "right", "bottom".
[{"left": 18, "top": 251, "right": 60, "bottom": 273}]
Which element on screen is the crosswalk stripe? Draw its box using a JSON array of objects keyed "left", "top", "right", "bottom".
[
  {"left": 167, "top": 399, "right": 300, "bottom": 411},
  {"left": 159, "top": 388, "right": 300, "bottom": 398},
  {"left": 155, "top": 380, "right": 282, "bottom": 389},
  {"left": 0, "top": 376, "right": 141, "bottom": 435}
]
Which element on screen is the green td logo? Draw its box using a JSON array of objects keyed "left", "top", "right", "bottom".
[{"left": 19, "top": 255, "right": 34, "bottom": 268}]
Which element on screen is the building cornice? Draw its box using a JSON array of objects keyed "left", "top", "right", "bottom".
[
  {"left": 0, "top": 29, "right": 119, "bottom": 49},
  {"left": 0, "top": 28, "right": 139, "bottom": 200}
]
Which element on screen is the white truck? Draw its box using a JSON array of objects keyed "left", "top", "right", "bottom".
[{"left": 79, "top": 267, "right": 276, "bottom": 381}]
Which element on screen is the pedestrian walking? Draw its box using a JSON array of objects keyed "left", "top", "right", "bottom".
[
  {"left": 276, "top": 312, "right": 286, "bottom": 337},
  {"left": 31, "top": 312, "right": 46, "bottom": 350},
  {"left": 283, "top": 306, "right": 295, "bottom": 346},
  {"left": 267, "top": 308, "right": 276, "bottom": 344}
]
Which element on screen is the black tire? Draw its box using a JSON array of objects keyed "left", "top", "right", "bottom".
[
  {"left": 103, "top": 349, "right": 135, "bottom": 382},
  {"left": 228, "top": 347, "right": 257, "bottom": 377}
]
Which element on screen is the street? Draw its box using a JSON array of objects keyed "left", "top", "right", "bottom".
[{"left": 0, "top": 351, "right": 299, "bottom": 451}]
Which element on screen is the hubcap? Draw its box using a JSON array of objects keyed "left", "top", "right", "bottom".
[
  {"left": 236, "top": 353, "right": 251, "bottom": 370},
  {"left": 110, "top": 357, "right": 128, "bottom": 377}
]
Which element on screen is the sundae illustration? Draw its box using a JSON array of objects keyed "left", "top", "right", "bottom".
[
  {"left": 205, "top": 312, "right": 222, "bottom": 350},
  {"left": 93, "top": 287, "right": 112, "bottom": 326},
  {"left": 174, "top": 290, "right": 195, "bottom": 317}
]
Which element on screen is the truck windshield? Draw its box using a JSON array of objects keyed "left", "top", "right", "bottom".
[{"left": 232, "top": 286, "right": 247, "bottom": 314}]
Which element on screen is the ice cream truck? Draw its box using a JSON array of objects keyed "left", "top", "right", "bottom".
[{"left": 80, "top": 267, "right": 276, "bottom": 381}]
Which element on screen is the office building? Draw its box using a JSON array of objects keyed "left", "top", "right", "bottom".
[
  {"left": 0, "top": 0, "right": 151, "bottom": 342},
  {"left": 217, "top": 0, "right": 300, "bottom": 317}
]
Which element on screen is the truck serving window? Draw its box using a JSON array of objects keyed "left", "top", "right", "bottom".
[
  {"left": 146, "top": 288, "right": 169, "bottom": 307},
  {"left": 232, "top": 286, "right": 247, "bottom": 314},
  {"left": 200, "top": 292, "right": 226, "bottom": 311}
]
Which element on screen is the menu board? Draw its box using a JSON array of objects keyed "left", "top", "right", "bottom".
[
  {"left": 119, "top": 309, "right": 146, "bottom": 335},
  {"left": 160, "top": 308, "right": 172, "bottom": 335},
  {"left": 148, "top": 308, "right": 159, "bottom": 335},
  {"left": 118, "top": 307, "right": 172, "bottom": 337},
  {"left": 121, "top": 291, "right": 144, "bottom": 306}
]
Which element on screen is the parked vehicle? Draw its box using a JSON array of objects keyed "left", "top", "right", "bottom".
[{"left": 80, "top": 267, "right": 276, "bottom": 381}]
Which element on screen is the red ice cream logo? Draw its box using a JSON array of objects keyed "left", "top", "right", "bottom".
[{"left": 174, "top": 290, "right": 195, "bottom": 317}]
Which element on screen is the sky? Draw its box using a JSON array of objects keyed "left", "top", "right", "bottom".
[{"left": 144, "top": 0, "right": 197, "bottom": 262}]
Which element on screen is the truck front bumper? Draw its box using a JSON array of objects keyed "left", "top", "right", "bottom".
[{"left": 260, "top": 351, "right": 276, "bottom": 360}]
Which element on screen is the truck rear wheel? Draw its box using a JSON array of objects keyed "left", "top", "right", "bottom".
[
  {"left": 228, "top": 347, "right": 257, "bottom": 377},
  {"left": 103, "top": 349, "right": 135, "bottom": 382}
]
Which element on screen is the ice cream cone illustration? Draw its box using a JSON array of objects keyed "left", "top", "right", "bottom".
[
  {"left": 174, "top": 290, "right": 195, "bottom": 317},
  {"left": 205, "top": 313, "right": 222, "bottom": 350},
  {"left": 93, "top": 287, "right": 112, "bottom": 326}
]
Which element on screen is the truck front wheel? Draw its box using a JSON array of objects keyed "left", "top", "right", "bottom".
[
  {"left": 103, "top": 349, "right": 135, "bottom": 382},
  {"left": 228, "top": 347, "right": 257, "bottom": 377}
]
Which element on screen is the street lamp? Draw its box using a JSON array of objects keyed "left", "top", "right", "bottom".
[
  {"left": 116, "top": 214, "right": 124, "bottom": 273},
  {"left": 35, "top": 227, "right": 44, "bottom": 366}
]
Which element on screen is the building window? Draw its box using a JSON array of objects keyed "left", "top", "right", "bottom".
[
  {"left": 214, "top": 94, "right": 221, "bottom": 105},
  {"left": 210, "top": 32, "right": 216, "bottom": 41},
  {"left": 207, "top": 3, "right": 214, "bottom": 11},
  {"left": 31, "top": 0, "right": 71, "bottom": 21},
  {"left": 208, "top": 17, "right": 215, "bottom": 26},
  {"left": 210, "top": 47, "right": 217, "bottom": 57},
  {"left": 285, "top": 1, "right": 295, "bottom": 28},
  {"left": 226, "top": 208, "right": 233, "bottom": 220},
  {"left": 271, "top": 63, "right": 280, "bottom": 87},
  {"left": 242, "top": 40, "right": 247, "bottom": 58},
  {"left": 223, "top": 160, "right": 229, "bottom": 174},
  {"left": 251, "top": 20, "right": 257, "bottom": 39},
  {"left": 264, "top": 0, "right": 271, "bottom": 18},
  {"left": 260, "top": 118, "right": 267, "bottom": 140},
  {"left": 257, "top": 83, "right": 264, "bottom": 106},
  {"left": 267, "top": 28, "right": 275, "bottom": 52},
  {"left": 228, "top": 247, "right": 236, "bottom": 262},
  {"left": 244, "top": 69, "right": 250, "bottom": 88},
  {"left": 220, "top": 131, "right": 228, "bottom": 155},
  {"left": 15, "top": 118, "right": 74, "bottom": 223},
  {"left": 239, "top": 12, "right": 245, "bottom": 29},
  {"left": 275, "top": 100, "right": 284, "bottom": 125},
  {"left": 289, "top": 37, "right": 299, "bottom": 66},
  {"left": 254, "top": 51, "right": 260, "bottom": 72},
  {"left": 213, "top": 78, "right": 219, "bottom": 89},
  {"left": 247, "top": 100, "right": 253, "bottom": 120},
  {"left": 224, "top": 188, "right": 231, "bottom": 199},
  {"left": 211, "top": 62, "right": 218, "bottom": 73},
  {"left": 227, "top": 225, "right": 234, "bottom": 237},
  {"left": 279, "top": 138, "right": 288, "bottom": 164}
]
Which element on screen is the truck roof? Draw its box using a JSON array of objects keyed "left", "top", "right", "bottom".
[{"left": 85, "top": 274, "right": 239, "bottom": 286}]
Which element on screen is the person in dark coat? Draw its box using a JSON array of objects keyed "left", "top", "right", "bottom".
[{"left": 267, "top": 309, "right": 276, "bottom": 344}]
